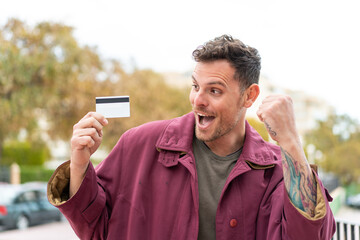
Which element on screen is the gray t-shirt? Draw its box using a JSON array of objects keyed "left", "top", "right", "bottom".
[{"left": 193, "top": 137, "right": 242, "bottom": 240}]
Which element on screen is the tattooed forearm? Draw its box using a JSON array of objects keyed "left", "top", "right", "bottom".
[
  {"left": 281, "top": 148, "right": 317, "bottom": 216},
  {"left": 264, "top": 121, "right": 277, "bottom": 137},
  {"left": 281, "top": 149, "right": 304, "bottom": 211}
]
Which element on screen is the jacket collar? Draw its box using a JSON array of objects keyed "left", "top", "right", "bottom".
[
  {"left": 155, "top": 112, "right": 195, "bottom": 153},
  {"left": 238, "top": 121, "right": 281, "bottom": 167},
  {"left": 156, "top": 112, "right": 280, "bottom": 167}
]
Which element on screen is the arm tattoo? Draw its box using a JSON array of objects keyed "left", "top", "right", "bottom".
[
  {"left": 264, "top": 121, "right": 277, "bottom": 137},
  {"left": 281, "top": 148, "right": 317, "bottom": 216}
]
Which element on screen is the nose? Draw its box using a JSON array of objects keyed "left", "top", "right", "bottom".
[{"left": 191, "top": 90, "right": 208, "bottom": 108}]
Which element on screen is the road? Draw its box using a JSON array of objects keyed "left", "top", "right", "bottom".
[{"left": 0, "top": 221, "right": 78, "bottom": 240}]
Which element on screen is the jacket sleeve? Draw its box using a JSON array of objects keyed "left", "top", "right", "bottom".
[
  {"left": 47, "top": 129, "right": 129, "bottom": 240},
  {"left": 281, "top": 169, "right": 336, "bottom": 239},
  {"left": 47, "top": 160, "right": 108, "bottom": 239}
]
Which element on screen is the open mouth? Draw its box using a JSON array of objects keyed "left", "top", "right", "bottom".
[{"left": 197, "top": 113, "right": 215, "bottom": 128}]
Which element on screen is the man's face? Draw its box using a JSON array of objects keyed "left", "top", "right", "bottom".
[{"left": 189, "top": 60, "right": 247, "bottom": 144}]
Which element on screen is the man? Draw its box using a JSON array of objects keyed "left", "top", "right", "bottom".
[{"left": 48, "top": 35, "right": 335, "bottom": 239}]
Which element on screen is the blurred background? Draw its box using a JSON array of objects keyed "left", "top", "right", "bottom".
[{"left": 0, "top": 0, "right": 359, "bottom": 239}]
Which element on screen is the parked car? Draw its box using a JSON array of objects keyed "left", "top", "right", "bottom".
[
  {"left": 346, "top": 193, "right": 360, "bottom": 209},
  {"left": 0, "top": 182, "right": 64, "bottom": 230}
]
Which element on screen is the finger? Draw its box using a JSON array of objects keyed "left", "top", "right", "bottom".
[
  {"left": 261, "top": 94, "right": 285, "bottom": 105},
  {"left": 261, "top": 95, "right": 274, "bottom": 104},
  {"left": 74, "top": 128, "right": 102, "bottom": 142},
  {"left": 263, "top": 95, "right": 292, "bottom": 106},
  {"left": 72, "top": 136, "right": 95, "bottom": 149},
  {"left": 256, "top": 109, "right": 264, "bottom": 122},
  {"left": 74, "top": 117, "right": 106, "bottom": 135},
  {"left": 81, "top": 112, "right": 108, "bottom": 126}
]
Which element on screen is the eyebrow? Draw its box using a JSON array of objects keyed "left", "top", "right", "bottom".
[
  {"left": 191, "top": 75, "right": 196, "bottom": 82},
  {"left": 191, "top": 75, "right": 227, "bottom": 88}
]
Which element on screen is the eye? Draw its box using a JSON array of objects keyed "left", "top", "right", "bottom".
[
  {"left": 211, "top": 88, "right": 222, "bottom": 95},
  {"left": 192, "top": 84, "right": 199, "bottom": 91}
]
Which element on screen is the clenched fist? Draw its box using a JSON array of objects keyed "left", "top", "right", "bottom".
[{"left": 256, "top": 95, "right": 300, "bottom": 146}]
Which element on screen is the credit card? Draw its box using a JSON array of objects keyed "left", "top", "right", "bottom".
[{"left": 96, "top": 96, "right": 130, "bottom": 118}]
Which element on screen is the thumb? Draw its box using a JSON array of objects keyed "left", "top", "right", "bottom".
[{"left": 256, "top": 109, "right": 264, "bottom": 122}]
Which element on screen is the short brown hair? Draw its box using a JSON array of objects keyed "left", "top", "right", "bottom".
[{"left": 192, "top": 35, "right": 261, "bottom": 91}]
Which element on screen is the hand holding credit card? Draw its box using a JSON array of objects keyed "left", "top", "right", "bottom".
[{"left": 96, "top": 96, "right": 130, "bottom": 118}]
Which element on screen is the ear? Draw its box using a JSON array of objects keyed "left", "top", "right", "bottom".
[{"left": 243, "top": 84, "right": 260, "bottom": 108}]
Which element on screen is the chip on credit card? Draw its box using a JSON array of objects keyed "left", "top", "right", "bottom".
[{"left": 96, "top": 96, "right": 130, "bottom": 118}]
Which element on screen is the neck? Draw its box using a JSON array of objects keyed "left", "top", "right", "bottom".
[{"left": 205, "top": 121, "right": 246, "bottom": 157}]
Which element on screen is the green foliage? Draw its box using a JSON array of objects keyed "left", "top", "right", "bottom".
[
  {"left": 246, "top": 117, "right": 269, "bottom": 142},
  {"left": 345, "top": 183, "right": 360, "bottom": 197},
  {"left": 2, "top": 140, "right": 50, "bottom": 166},
  {"left": 0, "top": 18, "right": 103, "bottom": 161},
  {"left": 20, "top": 165, "right": 54, "bottom": 183},
  {"left": 305, "top": 113, "right": 360, "bottom": 185},
  {"left": 0, "top": 18, "right": 192, "bottom": 158}
]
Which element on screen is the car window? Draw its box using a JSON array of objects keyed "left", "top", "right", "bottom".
[
  {"left": 35, "top": 190, "right": 47, "bottom": 200},
  {"left": 23, "top": 191, "right": 37, "bottom": 201},
  {"left": 15, "top": 193, "right": 26, "bottom": 203},
  {"left": 15, "top": 191, "right": 36, "bottom": 203}
]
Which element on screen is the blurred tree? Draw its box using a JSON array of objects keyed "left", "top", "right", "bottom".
[
  {"left": 305, "top": 113, "right": 360, "bottom": 185},
  {"left": 0, "top": 18, "right": 103, "bottom": 164},
  {"left": 0, "top": 18, "right": 192, "bottom": 163}
]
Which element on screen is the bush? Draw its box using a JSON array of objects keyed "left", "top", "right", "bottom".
[
  {"left": 2, "top": 140, "right": 50, "bottom": 166},
  {"left": 20, "top": 165, "right": 55, "bottom": 183}
]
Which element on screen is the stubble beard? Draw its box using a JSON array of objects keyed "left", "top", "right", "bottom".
[
  {"left": 194, "top": 95, "right": 245, "bottom": 143},
  {"left": 195, "top": 117, "right": 239, "bottom": 143}
]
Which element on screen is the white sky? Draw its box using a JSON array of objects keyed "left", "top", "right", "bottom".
[{"left": 1, "top": 0, "right": 360, "bottom": 121}]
